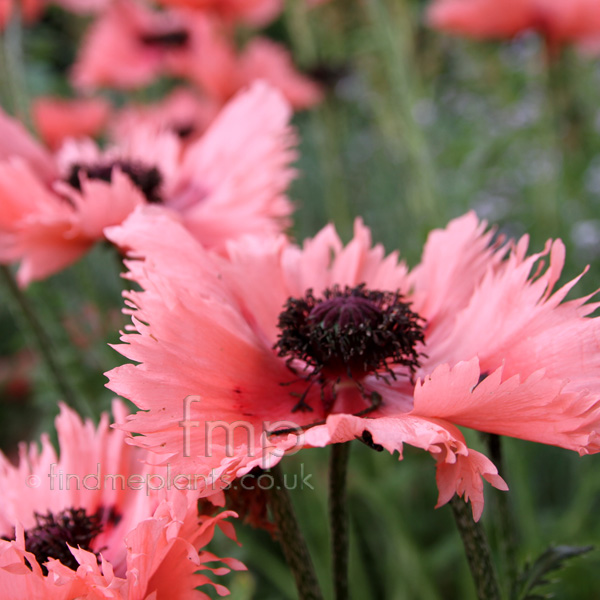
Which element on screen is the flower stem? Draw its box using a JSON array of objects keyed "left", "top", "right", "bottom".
[
  {"left": 0, "top": 8, "right": 32, "bottom": 128},
  {"left": 450, "top": 495, "right": 501, "bottom": 600},
  {"left": 329, "top": 442, "right": 351, "bottom": 600},
  {"left": 0, "top": 266, "right": 91, "bottom": 417},
  {"left": 362, "top": 0, "right": 438, "bottom": 223},
  {"left": 269, "top": 463, "right": 324, "bottom": 600},
  {"left": 485, "top": 434, "right": 518, "bottom": 599}
]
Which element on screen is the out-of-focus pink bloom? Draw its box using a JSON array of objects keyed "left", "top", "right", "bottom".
[
  {"left": 152, "top": 0, "right": 282, "bottom": 27},
  {"left": 0, "top": 82, "right": 295, "bottom": 286},
  {"left": 0, "top": 0, "right": 43, "bottom": 29},
  {"left": 427, "top": 0, "right": 600, "bottom": 52},
  {"left": 0, "top": 402, "right": 243, "bottom": 599},
  {"left": 71, "top": 0, "right": 322, "bottom": 109},
  {"left": 0, "top": 109, "right": 57, "bottom": 183},
  {"left": 107, "top": 211, "right": 600, "bottom": 519},
  {"left": 0, "top": 157, "right": 144, "bottom": 285},
  {"left": 111, "top": 88, "right": 220, "bottom": 145},
  {"left": 32, "top": 96, "right": 111, "bottom": 150},
  {"left": 188, "top": 37, "right": 324, "bottom": 110},
  {"left": 72, "top": 0, "right": 232, "bottom": 92},
  {"left": 235, "top": 38, "right": 324, "bottom": 110}
]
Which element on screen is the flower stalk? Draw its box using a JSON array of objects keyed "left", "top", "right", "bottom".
[
  {"left": 484, "top": 433, "right": 518, "bottom": 599},
  {"left": 0, "top": 266, "right": 90, "bottom": 416},
  {"left": 450, "top": 495, "right": 501, "bottom": 600},
  {"left": 0, "top": 9, "right": 32, "bottom": 127},
  {"left": 329, "top": 442, "right": 351, "bottom": 600},
  {"left": 269, "top": 463, "right": 324, "bottom": 600}
]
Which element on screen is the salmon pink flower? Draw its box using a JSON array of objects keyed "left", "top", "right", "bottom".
[
  {"left": 0, "top": 0, "right": 43, "bottom": 29},
  {"left": 187, "top": 36, "right": 324, "bottom": 110},
  {"left": 32, "top": 96, "right": 111, "bottom": 150},
  {"left": 71, "top": 0, "right": 234, "bottom": 92},
  {"left": 427, "top": 0, "right": 600, "bottom": 53},
  {"left": 71, "top": 0, "right": 321, "bottom": 110},
  {"left": 107, "top": 211, "right": 600, "bottom": 519},
  {"left": 0, "top": 108, "right": 57, "bottom": 183},
  {"left": 232, "top": 38, "right": 324, "bottom": 110},
  {"left": 152, "top": 0, "right": 282, "bottom": 27},
  {"left": 0, "top": 401, "right": 243, "bottom": 599},
  {"left": 0, "top": 82, "right": 295, "bottom": 286},
  {"left": 111, "top": 88, "right": 219, "bottom": 144}
]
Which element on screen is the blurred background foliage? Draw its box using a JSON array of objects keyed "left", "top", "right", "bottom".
[{"left": 1, "top": 0, "right": 600, "bottom": 598}]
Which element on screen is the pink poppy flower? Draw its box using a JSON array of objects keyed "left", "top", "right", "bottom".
[
  {"left": 0, "top": 401, "right": 243, "bottom": 599},
  {"left": 71, "top": 0, "right": 321, "bottom": 110},
  {"left": 0, "top": 157, "right": 144, "bottom": 286},
  {"left": 234, "top": 38, "right": 324, "bottom": 110},
  {"left": 106, "top": 210, "right": 600, "bottom": 519},
  {"left": 152, "top": 0, "right": 282, "bottom": 27},
  {"left": 32, "top": 96, "right": 111, "bottom": 150},
  {"left": 71, "top": 0, "right": 233, "bottom": 92},
  {"left": 0, "top": 0, "right": 43, "bottom": 29},
  {"left": 111, "top": 88, "right": 220, "bottom": 145},
  {"left": 0, "top": 108, "right": 57, "bottom": 183},
  {"left": 427, "top": 0, "right": 600, "bottom": 53},
  {"left": 0, "top": 82, "right": 295, "bottom": 286},
  {"left": 188, "top": 36, "right": 324, "bottom": 110}
]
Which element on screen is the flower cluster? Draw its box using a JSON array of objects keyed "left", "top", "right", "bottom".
[{"left": 0, "top": 402, "right": 244, "bottom": 599}]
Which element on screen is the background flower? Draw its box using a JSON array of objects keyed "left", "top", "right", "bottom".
[
  {"left": 0, "top": 401, "right": 244, "bottom": 599},
  {"left": 0, "top": 82, "right": 296, "bottom": 285}
]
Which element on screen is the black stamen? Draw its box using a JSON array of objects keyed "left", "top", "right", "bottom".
[
  {"left": 22, "top": 507, "right": 103, "bottom": 574},
  {"left": 275, "top": 284, "right": 426, "bottom": 411},
  {"left": 139, "top": 30, "right": 189, "bottom": 48},
  {"left": 172, "top": 123, "right": 195, "bottom": 138},
  {"left": 66, "top": 160, "right": 163, "bottom": 204}
]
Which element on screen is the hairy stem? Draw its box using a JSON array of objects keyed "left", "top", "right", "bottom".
[
  {"left": 0, "top": 8, "right": 31, "bottom": 126},
  {"left": 1, "top": 266, "right": 91, "bottom": 416},
  {"left": 329, "top": 442, "right": 351, "bottom": 600},
  {"left": 269, "top": 463, "right": 324, "bottom": 600},
  {"left": 450, "top": 495, "right": 501, "bottom": 600},
  {"left": 485, "top": 434, "right": 518, "bottom": 599}
]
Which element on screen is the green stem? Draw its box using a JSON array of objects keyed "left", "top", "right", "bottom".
[
  {"left": 329, "top": 442, "right": 351, "bottom": 600},
  {"left": 269, "top": 464, "right": 324, "bottom": 600},
  {"left": 0, "top": 266, "right": 91, "bottom": 417},
  {"left": 312, "top": 101, "right": 353, "bottom": 236},
  {"left": 283, "top": 0, "right": 318, "bottom": 68},
  {"left": 543, "top": 45, "right": 590, "bottom": 230},
  {"left": 1, "top": 8, "right": 31, "bottom": 127},
  {"left": 450, "top": 495, "right": 502, "bottom": 600},
  {"left": 485, "top": 434, "right": 518, "bottom": 600},
  {"left": 363, "top": 0, "right": 438, "bottom": 223}
]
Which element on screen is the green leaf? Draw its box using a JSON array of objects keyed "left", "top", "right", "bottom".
[{"left": 514, "top": 545, "right": 594, "bottom": 600}]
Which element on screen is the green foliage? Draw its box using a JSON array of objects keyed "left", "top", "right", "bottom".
[{"left": 513, "top": 545, "right": 594, "bottom": 600}]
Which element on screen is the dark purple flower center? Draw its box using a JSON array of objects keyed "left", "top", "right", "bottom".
[
  {"left": 22, "top": 507, "right": 104, "bottom": 573},
  {"left": 275, "top": 284, "right": 425, "bottom": 411},
  {"left": 66, "top": 160, "right": 163, "bottom": 204},
  {"left": 139, "top": 29, "right": 189, "bottom": 48},
  {"left": 172, "top": 122, "right": 195, "bottom": 139}
]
